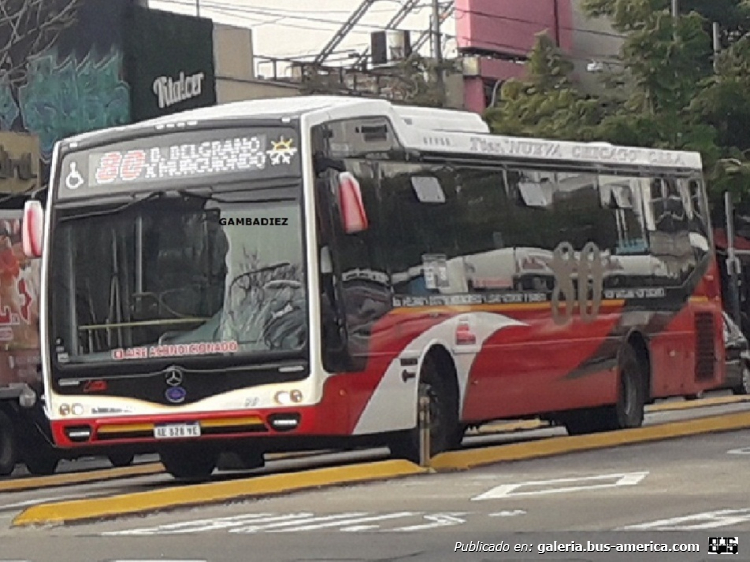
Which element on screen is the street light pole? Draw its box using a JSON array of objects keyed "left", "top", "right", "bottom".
[
  {"left": 196, "top": 0, "right": 200, "bottom": 17},
  {"left": 432, "top": 0, "right": 445, "bottom": 107},
  {"left": 671, "top": 0, "right": 678, "bottom": 18}
]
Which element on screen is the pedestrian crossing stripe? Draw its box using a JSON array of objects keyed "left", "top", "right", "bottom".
[{"left": 101, "top": 511, "right": 470, "bottom": 535}]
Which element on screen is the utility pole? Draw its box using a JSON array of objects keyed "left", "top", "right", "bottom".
[
  {"left": 713, "top": 21, "right": 721, "bottom": 72},
  {"left": 432, "top": 0, "right": 445, "bottom": 106},
  {"left": 196, "top": 0, "right": 200, "bottom": 17},
  {"left": 671, "top": 0, "right": 678, "bottom": 18}
]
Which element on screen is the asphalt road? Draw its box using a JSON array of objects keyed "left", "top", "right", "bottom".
[
  {"left": 1, "top": 429, "right": 750, "bottom": 561},
  {"left": 2, "top": 396, "right": 749, "bottom": 524},
  {"left": 0, "top": 398, "right": 749, "bottom": 561}
]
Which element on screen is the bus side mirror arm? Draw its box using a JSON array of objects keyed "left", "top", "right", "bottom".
[
  {"left": 314, "top": 153, "right": 347, "bottom": 176},
  {"left": 320, "top": 246, "right": 349, "bottom": 357}
]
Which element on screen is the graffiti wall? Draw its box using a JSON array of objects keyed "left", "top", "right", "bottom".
[{"left": 0, "top": 0, "right": 133, "bottom": 171}]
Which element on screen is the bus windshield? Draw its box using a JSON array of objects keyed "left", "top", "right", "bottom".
[{"left": 50, "top": 189, "right": 307, "bottom": 367}]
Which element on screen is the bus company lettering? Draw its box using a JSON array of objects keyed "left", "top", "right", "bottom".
[
  {"left": 153, "top": 71, "right": 205, "bottom": 109},
  {"left": 647, "top": 150, "right": 684, "bottom": 166},
  {"left": 112, "top": 341, "right": 238, "bottom": 360},
  {"left": 572, "top": 145, "right": 638, "bottom": 163},
  {"left": 219, "top": 217, "right": 288, "bottom": 226},
  {"left": 604, "top": 287, "right": 667, "bottom": 300},
  {"left": 470, "top": 137, "right": 562, "bottom": 158}
]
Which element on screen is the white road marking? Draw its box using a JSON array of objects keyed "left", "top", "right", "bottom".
[
  {"left": 229, "top": 512, "right": 370, "bottom": 533},
  {"left": 101, "top": 511, "right": 471, "bottom": 535},
  {"left": 103, "top": 513, "right": 309, "bottom": 536},
  {"left": 263, "top": 512, "right": 416, "bottom": 533},
  {"left": 727, "top": 447, "right": 750, "bottom": 454},
  {"left": 389, "top": 513, "right": 467, "bottom": 532},
  {"left": 472, "top": 472, "right": 649, "bottom": 500},
  {"left": 489, "top": 510, "right": 527, "bottom": 517},
  {"left": 621, "top": 508, "right": 750, "bottom": 530}
]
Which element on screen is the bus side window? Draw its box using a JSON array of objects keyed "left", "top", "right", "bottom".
[{"left": 379, "top": 161, "right": 461, "bottom": 296}]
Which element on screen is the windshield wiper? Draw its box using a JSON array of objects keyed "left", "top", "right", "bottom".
[
  {"left": 59, "top": 191, "right": 167, "bottom": 223},
  {"left": 176, "top": 189, "right": 293, "bottom": 205}
]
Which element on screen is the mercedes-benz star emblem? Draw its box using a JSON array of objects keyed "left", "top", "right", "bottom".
[{"left": 165, "top": 369, "right": 183, "bottom": 386}]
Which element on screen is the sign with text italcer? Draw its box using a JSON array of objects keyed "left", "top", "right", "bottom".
[
  {"left": 124, "top": 5, "right": 217, "bottom": 122},
  {"left": 0, "top": 132, "right": 40, "bottom": 194}
]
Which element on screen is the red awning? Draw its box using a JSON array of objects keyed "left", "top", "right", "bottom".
[{"left": 714, "top": 228, "right": 750, "bottom": 251}]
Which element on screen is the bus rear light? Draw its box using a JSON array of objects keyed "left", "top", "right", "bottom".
[
  {"left": 71, "top": 403, "right": 84, "bottom": 416},
  {"left": 59, "top": 404, "right": 71, "bottom": 416},
  {"left": 455, "top": 321, "right": 477, "bottom": 345},
  {"left": 268, "top": 413, "right": 301, "bottom": 432},
  {"left": 65, "top": 426, "right": 93, "bottom": 443}
]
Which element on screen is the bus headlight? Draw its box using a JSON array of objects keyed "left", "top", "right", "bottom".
[
  {"left": 274, "top": 390, "right": 303, "bottom": 405},
  {"left": 59, "top": 404, "right": 71, "bottom": 416},
  {"left": 71, "top": 404, "right": 84, "bottom": 416}
]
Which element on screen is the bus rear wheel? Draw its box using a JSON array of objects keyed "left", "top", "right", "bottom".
[
  {"left": 0, "top": 410, "right": 17, "bottom": 476},
  {"left": 565, "top": 345, "right": 645, "bottom": 435},
  {"left": 159, "top": 446, "right": 217, "bottom": 481},
  {"left": 388, "top": 354, "right": 459, "bottom": 463}
]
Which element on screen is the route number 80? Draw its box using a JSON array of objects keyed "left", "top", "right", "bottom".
[{"left": 550, "top": 241, "right": 605, "bottom": 325}]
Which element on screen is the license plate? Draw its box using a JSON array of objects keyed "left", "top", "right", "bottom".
[{"left": 154, "top": 423, "right": 201, "bottom": 439}]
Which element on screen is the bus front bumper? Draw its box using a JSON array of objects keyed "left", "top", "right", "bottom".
[{"left": 49, "top": 405, "right": 345, "bottom": 448}]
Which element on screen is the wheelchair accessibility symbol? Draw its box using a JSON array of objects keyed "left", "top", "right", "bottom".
[{"left": 65, "top": 162, "right": 84, "bottom": 190}]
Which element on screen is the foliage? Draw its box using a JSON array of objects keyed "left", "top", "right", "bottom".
[
  {"left": 485, "top": 0, "right": 750, "bottom": 217},
  {"left": 484, "top": 33, "right": 604, "bottom": 141}
]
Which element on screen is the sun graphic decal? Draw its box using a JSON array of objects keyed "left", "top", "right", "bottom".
[{"left": 267, "top": 136, "right": 298, "bottom": 165}]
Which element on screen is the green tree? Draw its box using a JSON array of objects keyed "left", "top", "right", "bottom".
[{"left": 484, "top": 33, "right": 603, "bottom": 141}]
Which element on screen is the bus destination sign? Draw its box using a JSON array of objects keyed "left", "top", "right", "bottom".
[{"left": 58, "top": 127, "right": 300, "bottom": 198}]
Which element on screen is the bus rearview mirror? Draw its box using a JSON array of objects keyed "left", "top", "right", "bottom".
[
  {"left": 337, "top": 172, "right": 369, "bottom": 234},
  {"left": 22, "top": 200, "right": 44, "bottom": 259}
]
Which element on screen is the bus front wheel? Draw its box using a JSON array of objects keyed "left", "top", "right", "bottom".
[
  {"left": 159, "top": 446, "right": 217, "bottom": 481},
  {"left": 108, "top": 452, "right": 135, "bottom": 468},
  {"left": 388, "top": 354, "right": 459, "bottom": 463}
]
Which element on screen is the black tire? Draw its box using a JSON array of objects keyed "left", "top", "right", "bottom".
[
  {"left": 732, "top": 362, "right": 750, "bottom": 395},
  {"left": 565, "top": 345, "right": 645, "bottom": 435},
  {"left": 0, "top": 410, "right": 17, "bottom": 476},
  {"left": 388, "top": 354, "right": 459, "bottom": 463},
  {"left": 24, "top": 453, "right": 59, "bottom": 476},
  {"left": 685, "top": 392, "right": 705, "bottom": 401},
  {"left": 108, "top": 452, "right": 135, "bottom": 468},
  {"left": 159, "top": 446, "right": 217, "bottom": 481},
  {"left": 217, "top": 449, "right": 265, "bottom": 471}
]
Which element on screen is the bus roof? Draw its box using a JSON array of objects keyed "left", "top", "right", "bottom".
[{"left": 62, "top": 95, "right": 703, "bottom": 171}]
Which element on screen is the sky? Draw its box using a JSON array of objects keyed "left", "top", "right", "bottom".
[{"left": 147, "top": 0, "right": 457, "bottom": 71}]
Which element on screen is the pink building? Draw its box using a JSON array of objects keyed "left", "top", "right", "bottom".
[{"left": 455, "top": 0, "right": 622, "bottom": 113}]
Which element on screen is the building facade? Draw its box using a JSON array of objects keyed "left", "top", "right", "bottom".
[{"left": 455, "top": 0, "right": 623, "bottom": 113}]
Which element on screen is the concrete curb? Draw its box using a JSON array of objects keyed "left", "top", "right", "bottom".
[
  {"left": 431, "top": 410, "right": 750, "bottom": 470},
  {"left": 0, "top": 463, "right": 164, "bottom": 493},
  {"left": 473, "top": 395, "right": 750, "bottom": 435},
  {"left": 11, "top": 460, "right": 427, "bottom": 527}
]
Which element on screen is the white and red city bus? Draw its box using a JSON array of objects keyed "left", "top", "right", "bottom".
[{"left": 22, "top": 96, "right": 725, "bottom": 479}]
